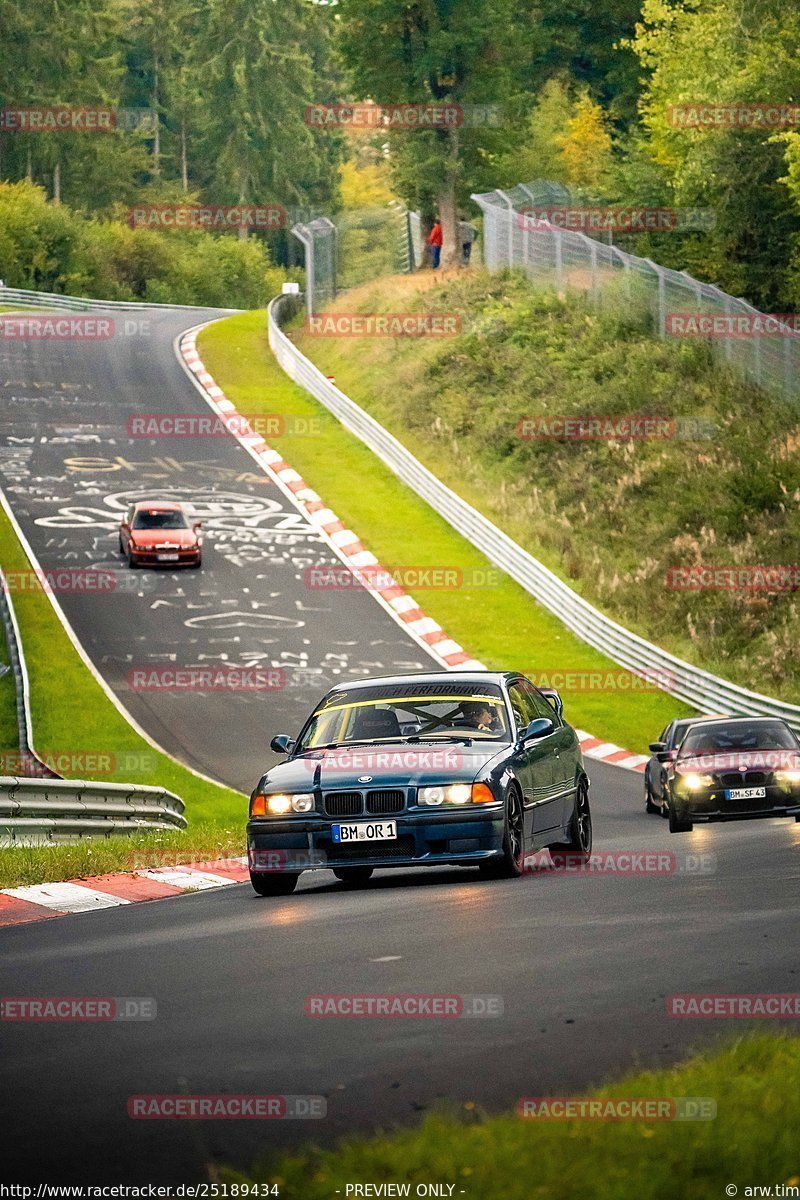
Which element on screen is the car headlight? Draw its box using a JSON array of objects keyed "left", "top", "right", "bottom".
[
  {"left": 775, "top": 769, "right": 800, "bottom": 786},
  {"left": 250, "top": 792, "right": 314, "bottom": 816},
  {"left": 418, "top": 783, "right": 492, "bottom": 806},
  {"left": 679, "top": 773, "right": 714, "bottom": 790}
]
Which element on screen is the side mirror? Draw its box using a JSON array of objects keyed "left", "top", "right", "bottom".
[
  {"left": 270, "top": 734, "right": 294, "bottom": 755},
  {"left": 649, "top": 741, "right": 666, "bottom": 754},
  {"left": 521, "top": 717, "right": 554, "bottom": 743},
  {"left": 655, "top": 750, "right": 672, "bottom": 763},
  {"left": 193, "top": 521, "right": 202, "bottom": 531},
  {"left": 539, "top": 688, "right": 563, "bottom": 719}
]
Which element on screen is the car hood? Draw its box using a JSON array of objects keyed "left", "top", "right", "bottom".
[
  {"left": 257, "top": 741, "right": 506, "bottom": 793},
  {"left": 130, "top": 529, "right": 196, "bottom": 548}
]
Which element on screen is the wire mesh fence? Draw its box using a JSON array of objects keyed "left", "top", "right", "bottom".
[
  {"left": 471, "top": 180, "right": 800, "bottom": 403},
  {"left": 292, "top": 205, "right": 421, "bottom": 314}
]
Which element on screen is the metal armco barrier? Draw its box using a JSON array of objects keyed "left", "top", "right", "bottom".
[
  {"left": 0, "top": 568, "right": 187, "bottom": 841},
  {"left": 268, "top": 294, "right": 800, "bottom": 733},
  {"left": 0, "top": 567, "right": 59, "bottom": 778},
  {"left": 0, "top": 285, "right": 239, "bottom": 312},
  {"left": 0, "top": 777, "right": 187, "bottom": 845}
]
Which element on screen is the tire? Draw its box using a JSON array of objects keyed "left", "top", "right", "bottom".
[
  {"left": 645, "top": 778, "right": 659, "bottom": 815},
  {"left": 333, "top": 867, "right": 374, "bottom": 887},
  {"left": 118, "top": 535, "right": 124, "bottom": 554},
  {"left": 668, "top": 802, "right": 693, "bottom": 834},
  {"left": 126, "top": 546, "right": 137, "bottom": 570},
  {"left": 249, "top": 871, "right": 299, "bottom": 897},
  {"left": 549, "top": 779, "right": 592, "bottom": 862},
  {"left": 478, "top": 786, "right": 525, "bottom": 879}
]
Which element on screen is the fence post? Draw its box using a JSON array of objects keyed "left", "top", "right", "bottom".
[
  {"left": 291, "top": 224, "right": 315, "bottom": 316},
  {"left": 496, "top": 190, "right": 516, "bottom": 268}
]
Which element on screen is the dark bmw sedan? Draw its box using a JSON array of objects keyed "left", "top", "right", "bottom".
[
  {"left": 662, "top": 716, "right": 800, "bottom": 833},
  {"left": 247, "top": 671, "right": 591, "bottom": 895}
]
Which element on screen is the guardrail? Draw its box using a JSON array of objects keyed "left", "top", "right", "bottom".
[
  {"left": 0, "top": 777, "right": 187, "bottom": 845},
  {"left": 268, "top": 293, "right": 800, "bottom": 733},
  {"left": 0, "top": 568, "right": 60, "bottom": 778},
  {"left": 0, "top": 285, "right": 240, "bottom": 313},
  {"left": 0, "top": 569, "right": 187, "bottom": 840}
]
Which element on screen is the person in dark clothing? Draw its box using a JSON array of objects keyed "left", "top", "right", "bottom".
[{"left": 458, "top": 218, "right": 477, "bottom": 264}]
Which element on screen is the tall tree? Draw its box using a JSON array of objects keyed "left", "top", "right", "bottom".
[
  {"left": 337, "top": 0, "right": 528, "bottom": 263},
  {"left": 194, "top": 0, "right": 340, "bottom": 228}
]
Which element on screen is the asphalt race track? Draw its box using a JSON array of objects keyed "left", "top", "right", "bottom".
[
  {"left": 1, "top": 308, "right": 799, "bottom": 1183},
  {"left": 0, "top": 307, "right": 436, "bottom": 790}
]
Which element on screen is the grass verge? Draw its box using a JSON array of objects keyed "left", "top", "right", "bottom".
[
  {"left": 0, "top": 825, "right": 244, "bottom": 889},
  {"left": 226, "top": 1032, "right": 800, "bottom": 1199},
  {"left": 199, "top": 311, "right": 688, "bottom": 752},
  {"left": 0, "top": 501, "right": 245, "bottom": 887}
]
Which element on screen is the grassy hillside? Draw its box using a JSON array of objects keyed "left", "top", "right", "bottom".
[{"left": 291, "top": 270, "right": 800, "bottom": 703}]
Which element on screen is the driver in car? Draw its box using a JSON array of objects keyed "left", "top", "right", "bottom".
[{"left": 461, "top": 701, "right": 496, "bottom": 732}]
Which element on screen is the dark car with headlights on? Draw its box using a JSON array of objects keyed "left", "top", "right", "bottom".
[
  {"left": 119, "top": 500, "right": 202, "bottom": 569},
  {"left": 662, "top": 716, "right": 800, "bottom": 833},
  {"left": 246, "top": 671, "right": 591, "bottom": 895},
  {"left": 644, "top": 715, "right": 722, "bottom": 815}
]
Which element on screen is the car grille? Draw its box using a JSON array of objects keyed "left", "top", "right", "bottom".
[
  {"left": 323, "top": 835, "right": 416, "bottom": 862},
  {"left": 323, "top": 789, "right": 406, "bottom": 816},
  {"left": 324, "top": 792, "right": 363, "bottom": 817},
  {"left": 719, "top": 771, "right": 768, "bottom": 787},
  {"left": 366, "top": 789, "right": 404, "bottom": 815}
]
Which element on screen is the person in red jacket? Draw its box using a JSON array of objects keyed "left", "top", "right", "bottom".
[{"left": 427, "top": 218, "right": 443, "bottom": 269}]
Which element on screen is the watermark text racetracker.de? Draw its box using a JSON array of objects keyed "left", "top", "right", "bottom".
[
  {"left": 304, "top": 313, "right": 461, "bottom": 337},
  {"left": 127, "top": 666, "right": 286, "bottom": 692},
  {"left": 304, "top": 564, "right": 503, "bottom": 591},
  {"left": 126, "top": 413, "right": 328, "bottom": 438},
  {"left": 667, "top": 102, "right": 800, "bottom": 129},
  {"left": 0, "top": 997, "right": 156, "bottom": 1021},
  {"left": 305, "top": 102, "right": 504, "bottom": 129},
  {"left": 666, "top": 565, "right": 800, "bottom": 591},
  {"left": 127, "top": 205, "right": 287, "bottom": 231},
  {"left": 516, "top": 206, "right": 716, "bottom": 233},
  {"left": 518, "top": 1096, "right": 716, "bottom": 1121},
  {"left": 0, "top": 750, "right": 157, "bottom": 777},
  {"left": 666, "top": 313, "right": 800, "bottom": 337},
  {"left": 128, "top": 1094, "right": 325, "bottom": 1119},
  {"left": 1, "top": 568, "right": 145, "bottom": 595},
  {"left": 516, "top": 415, "right": 714, "bottom": 442},
  {"left": 667, "top": 994, "right": 800, "bottom": 1018},
  {"left": 0, "top": 315, "right": 150, "bottom": 340},
  {"left": 305, "top": 994, "right": 503, "bottom": 1018},
  {"left": 0, "top": 106, "right": 156, "bottom": 132},
  {"left": 527, "top": 850, "right": 717, "bottom": 876}
]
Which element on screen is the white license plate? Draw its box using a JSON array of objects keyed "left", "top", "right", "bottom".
[
  {"left": 331, "top": 821, "right": 397, "bottom": 843},
  {"left": 726, "top": 786, "right": 766, "bottom": 800},
  {"left": 157, "top": 553, "right": 180, "bottom": 562}
]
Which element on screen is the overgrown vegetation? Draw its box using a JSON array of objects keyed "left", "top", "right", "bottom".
[
  {"left": 292, "top": 271, "right": 800, "bottom": 702},
  {"left": 0, "top": 181, "right": 289, "bottom": 307}
]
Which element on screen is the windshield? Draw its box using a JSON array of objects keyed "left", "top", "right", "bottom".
[
  {"left": 296, "top": 682, "right": 510, "bottom": 750},
  {"left": 133, "top": 510, "right": 189, "bottom": 530},
  {"left": 679, "top": 720, "right": 798, "bottom": 756}
]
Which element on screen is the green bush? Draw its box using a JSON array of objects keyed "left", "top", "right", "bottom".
[{"left": 0, "top": 180, "right": 289, "bottom": 308}]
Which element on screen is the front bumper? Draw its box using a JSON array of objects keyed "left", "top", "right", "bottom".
[
  {"left": 247, "top": 805, "right": 505, "bottom": 873},
  {"left": 130, "top": 547, "right": 200, "bottom": 567},
  {"left": 673, "top": 783, "right": 800, "bottom": 823}
]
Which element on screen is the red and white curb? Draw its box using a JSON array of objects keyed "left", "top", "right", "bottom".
[
  {"left": 0, "top": 858, "right": 249, "bottom": 927},
  {"left": 179, "top": 329, "right": 649, "bottom": 777},
  {"left": 575, "top": 731, "right": 647, "bottom": 773},
  {"left": 179, "top": 329, "right": 481, "bottom": 671}
]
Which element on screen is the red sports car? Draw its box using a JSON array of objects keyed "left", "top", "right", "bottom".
[{"left": 119, "top": 500, "right": 202, "bottom": 569}]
